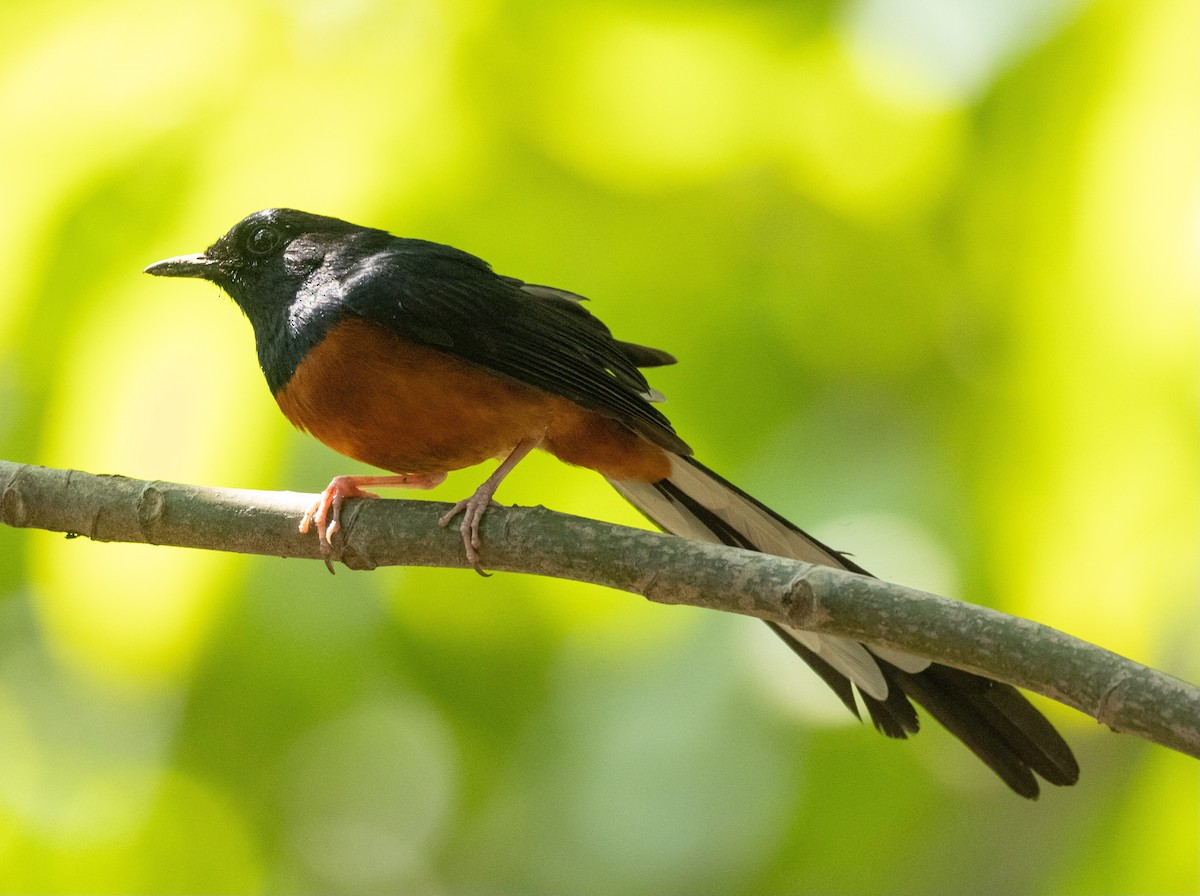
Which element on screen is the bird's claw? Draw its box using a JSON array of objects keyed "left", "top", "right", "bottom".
[
  {"left": 300, "top": 477, "right": 380, "bottom": 574},
  {"left": 439, "top": 495, "right": 500, "bottom": 576}
]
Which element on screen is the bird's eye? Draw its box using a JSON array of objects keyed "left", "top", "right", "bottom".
[{"left": 244, "top": 225, "right": 283, "bottom": 257}]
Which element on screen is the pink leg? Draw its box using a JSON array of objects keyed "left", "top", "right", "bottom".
[
  {"left": 302, "top": 472, "right": 447, "bottom": 570},
  {"left": 440, "top": 437, "right": 540, "bottom": 574}
]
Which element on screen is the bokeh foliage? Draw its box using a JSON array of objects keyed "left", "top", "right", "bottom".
[{"left": 0, "top": 0, "right": 1197, "bottom": 892}]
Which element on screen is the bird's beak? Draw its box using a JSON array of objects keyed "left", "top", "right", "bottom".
[{"left": 143, "top": 253, "right": 218, "bottom": 279}]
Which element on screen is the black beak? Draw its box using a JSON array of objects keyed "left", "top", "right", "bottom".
[{"left": 144, "top": 253, "right": 219, "bottom": 279}]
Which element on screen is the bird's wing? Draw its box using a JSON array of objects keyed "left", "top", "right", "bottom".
[{"left": 336, "top": 239, "right": 690, "bottom": 454}]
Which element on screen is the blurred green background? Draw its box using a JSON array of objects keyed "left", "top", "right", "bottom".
[{"left": 1, "top": 0, "right": 1197, "bottom": 892}]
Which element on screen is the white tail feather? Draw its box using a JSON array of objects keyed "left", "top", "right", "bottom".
[{"left": 607, "top": 455, "right": 929, "bottom": 701}]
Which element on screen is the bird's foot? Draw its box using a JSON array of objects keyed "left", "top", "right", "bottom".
[
  {"left": 439, "top": 490, "right": 502, "bottom": 576},
  {"left": 302, "top": 473, "right": 446, "bottom": 572}
]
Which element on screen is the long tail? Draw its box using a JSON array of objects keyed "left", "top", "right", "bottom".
[{"left": 607, "top": 455, "right": 1079, "bottom": 799}]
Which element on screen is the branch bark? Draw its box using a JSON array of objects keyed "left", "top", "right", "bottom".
[{"left": 3, "top": 458, "right": 1197, "bottom": 760}]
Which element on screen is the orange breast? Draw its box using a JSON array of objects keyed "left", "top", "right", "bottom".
[{"left": 276, "top": 315, "right": 672, "bottom": 482}]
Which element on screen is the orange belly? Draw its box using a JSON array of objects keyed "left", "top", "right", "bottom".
[{"left": 275, "top": 316, "right": 672, "bottom": 483}]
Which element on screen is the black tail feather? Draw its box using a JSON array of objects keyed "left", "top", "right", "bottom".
[
  {"left": 888, "top": 665, "right": 1079, "bottom": 797},
  {"left": 608, "top": 455, "right": 1078, "bottom": 798}
]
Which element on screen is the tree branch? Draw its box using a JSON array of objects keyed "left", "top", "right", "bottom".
[{"left": 3, "top": 458, "right": 1198, "bottom": 759}]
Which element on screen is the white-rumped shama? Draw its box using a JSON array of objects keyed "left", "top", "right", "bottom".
[{"left": 146, "top": 208, "right": 1078, "bottom": 798}]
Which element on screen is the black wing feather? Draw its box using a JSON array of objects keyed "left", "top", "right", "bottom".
[{"left": 337, "top": 239, "right": 688, "bottom": 453}]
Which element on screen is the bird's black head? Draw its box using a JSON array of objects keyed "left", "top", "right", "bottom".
[
  {"left": 146, "top": 208, "right": 386, "bottom": 392},
  {"left": 145, "top": 208, "right": 372, "bottom": 315}
]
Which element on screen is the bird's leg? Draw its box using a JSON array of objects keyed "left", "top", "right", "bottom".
[
  {"left": 440, "top": 437, "right": 540, "bottom": 575},
  {"left": 302, "top": 472, "right": 447, "bottom": 571}
]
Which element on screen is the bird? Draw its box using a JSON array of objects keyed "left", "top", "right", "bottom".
[{"left": 145, "top": 208, "right": 1079, "bottom": 798}]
